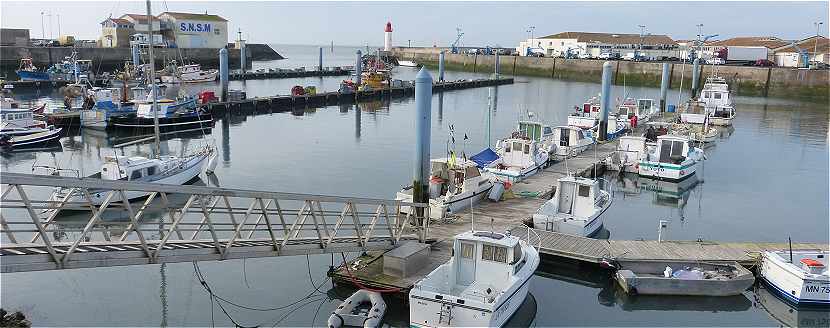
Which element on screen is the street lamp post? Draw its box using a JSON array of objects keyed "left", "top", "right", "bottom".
[
  {"left": 638, "top": 25, "right": 646, "bottom": 60},
  {"left": 815, "top": 22, "right": 824, "bottom": 61},
  {"left": 696, "top": 24, "right": 704, "bottom": 59},
  {"left": 408, "top": 39, "right": 411, "bottom": 48},
  {"left": 40, "top": 12, "right": 45, "bottom": 39}
]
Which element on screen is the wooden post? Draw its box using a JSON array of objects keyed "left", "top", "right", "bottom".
[
  {"left": 763, "top": 67, "right": 772, "bottom": 97},
  {"left": 551, "top": 57, "right": 556, "bottom": 78},
  {"left": 614, "top": 61, "right": 620, "bottom": 84},
  {"left": 512, "top": 56, "right": 517, "bottom": 75},
  {"left": 473, "top": 53, "right": 478, "bottom": 73},
  {"left": 669, "top": 63, "right": 675, "bottom": 89}
]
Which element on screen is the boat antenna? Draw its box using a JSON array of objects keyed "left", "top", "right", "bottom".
[
  {"left": 470, "top": 193, "right": 475, "bottom": 232},
  {"left": 145, "top": 0, "right": 161, "bottom": 158},
  {"left": 788, "top": 236, "right": 793, "bottom": 263},
  {"left": 486, "top": 88, "right": 492, "bottom": 149}
]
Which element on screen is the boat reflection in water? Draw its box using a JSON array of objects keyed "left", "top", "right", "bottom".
[
  {"left": 753, "top": 285, "right": 830, "bottom": 328},
  {"left": 613, "top": 172, "right": 702, "bottom": 220}
]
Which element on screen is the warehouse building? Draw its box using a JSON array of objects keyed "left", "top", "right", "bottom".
[
  {"left": 99, "top": 11, "right": 228, "bottom": 48},
  {"left": 157, "top": 12, "right": 228, "bottom": 48},
  {"left": 517, "top": 31, "right": 678, "bottom": 59},
  {"left": 772, "top": 36, "right": 829, "bottom": 67}
]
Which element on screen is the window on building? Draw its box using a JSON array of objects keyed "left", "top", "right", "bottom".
[
  {"left": 214, "top": 28, "right": 221, "bottom": 35},
  {"left": 461, "top": 243, "right": 475, "bottom": 259}
]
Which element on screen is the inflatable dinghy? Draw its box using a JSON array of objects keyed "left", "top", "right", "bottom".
[{"left": 327, "top": 289, "right": 386, "bottom": 328}]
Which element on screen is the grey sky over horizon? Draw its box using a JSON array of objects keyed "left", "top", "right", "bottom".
[{"left": 2, "top": 1, "right": 827, "bottom": 47}]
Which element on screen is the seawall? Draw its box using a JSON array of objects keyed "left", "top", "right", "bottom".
[
  {"left": 392, "top": 48, "right": 829, "bottom": 101},
  {"left": 0, "top": 43, "right": 283, "bottom": 71}
]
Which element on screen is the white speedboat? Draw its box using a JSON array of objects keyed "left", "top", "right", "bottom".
[
  {"left": 485, "top": 136, "right": 549, "bottom": 183},
  {"left": 760, "top": 250, "right": 830, "bottom": 306},
  {"left": 606, "top": 136, "right": 648, "bottom": 173},
  {"left": 409, "top": 230, "right": 539, "bottom": 327},
  {"left": 160, "top": 63, "right": 218, "bottom": 84},
  {"left": 550, "top": 126, "right": 593, "bottom": 159},
  {"left": 568, "top": 97, "right": 627, "bottom": 140},
  {"left": 396, "top": 158, "right": 493, "bottom": 220},
  {"left": 532, "top": 176, "right": 611, "bottom": 237},
  {"left": 638, "top": 135, "right": 704, "bottom": 181},
  {"left": 679, "top": 100, "right": 708, "bottom": 125}
]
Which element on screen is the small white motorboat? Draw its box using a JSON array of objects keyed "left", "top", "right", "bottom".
[
  {"left": 568, "top": 97, "right": 627, "bottom": 140},
  {"left": 398, "top": 60, "right": 418, "bottom": 67},
  {"left": 327, "top": 289, "right": 386, "bottom": 328},
  {"left": 160, "top": 62, "right": 218, "bottom": 83},
  {"left": 760, "top": 250, "right": 830, "bottom": 306},
  {"left": 699, "top": 76, "right": 735, "bottom": 126},
  {"left": 531, "top": 176, "right": 611, "bottom": 237},
  {"left": 679, "top": 100, "right": 708, "bottom": 125},
  {"left": 550, "top": 125, "right": 593, "bottom": 159},
  {"left": 396, "top": 158, "right": 494, "bottom": 220},
  {"left": 615, "top": 260, "right": 755, "bottom": 296},
  {"left": 409, "top": 230, "right": 539, "bottom": 327},
  {"left": 638, "top": 135, "right": 704, "bottom": 181},
  {"left": 606, "top": 136, "right": 648, "bottom": 173}
]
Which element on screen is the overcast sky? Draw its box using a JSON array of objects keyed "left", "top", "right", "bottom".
[{"left": 2, "top": 1, "right": 827, "bottom": 47}]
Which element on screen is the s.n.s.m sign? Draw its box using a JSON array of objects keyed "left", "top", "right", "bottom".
[{"left": 179, "top": 22, "right": 212, "bottom": 33}]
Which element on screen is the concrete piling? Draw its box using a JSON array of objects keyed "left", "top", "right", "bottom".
[
  {"left": 240, "top": 43, "right": 246, "bottom": 74},
  {"left": 660, "top": 62, "right": 670, "bottom": 112},
  {"left": 131, "top": 44, "right": 140, "bottom": 68},
  {"left": 219, "top": 48, "right": 229, "bottom": 102},
  {"left": 598, "top": 61, "right": 613, "bottom": 142},
  {"left": 438, "top": 51, "right": 445, "bottom": 82},
  {"left": 413, "top": 68, "right": 433, "bottom": 236},
  {"left": 355, "top": 50, "right": 362, "bottom": 86},
  {"left": 691, "top": 58, "right": 701, "bottom": 99},
  {"left": 494, "top": 53, "right": 500, "bottom": 77},
  {"left": 318, "top": 47, "right": 323, "bottom": 71}
]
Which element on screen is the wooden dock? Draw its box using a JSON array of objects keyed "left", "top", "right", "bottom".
[
  {"left": 203, "top": 77, "right": 514, "bottom": 115},
  {"left": 228, "top": 68, "right": 351, "bottom": 80},
  {"left": 330, "top": 117, "right": 828, "bottom": 295}
]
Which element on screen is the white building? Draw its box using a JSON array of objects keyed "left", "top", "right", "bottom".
[
  {"left": 157, "top": 12, "right": 228, "bottom": 48},
  {"left": 772, "top": 36, "right": 829, "bottom": 67},
  {"left": 517, "top": 31, "right": 678, "bottom": 59}
]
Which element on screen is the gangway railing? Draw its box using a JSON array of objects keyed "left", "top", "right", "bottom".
[{"left": 0, "top": 172, "right": 429, "bottom": 273}]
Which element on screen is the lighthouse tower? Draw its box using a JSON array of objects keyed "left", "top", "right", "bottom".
[{"left": 384, "top": 21, "right": 392, "bottom": 51}]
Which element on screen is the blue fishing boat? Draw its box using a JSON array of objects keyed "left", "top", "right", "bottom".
[
  {"left": 15, "top": 58, "right": 50, "bottom": 81},
  {"left": 15, "top": 52, "right": 95, "bottom": 82}
]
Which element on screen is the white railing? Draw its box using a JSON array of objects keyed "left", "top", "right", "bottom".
[{"left": 0, "top": 172, "right": 429, "bottom": 272}]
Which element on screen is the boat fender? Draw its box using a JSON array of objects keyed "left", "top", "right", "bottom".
[
  {"left": 664, "top": 266, "right": 672, "bottom": 278},
  {"left": 327, "top": 313, "right": 344, "bottom": 328}
]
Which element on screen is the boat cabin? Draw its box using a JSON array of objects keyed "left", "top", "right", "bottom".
[
  {"left": 700, "top": 77, "right": 731, "bottom": 108},
  {"left": 18, "top": 58, "right": 36, "bottom": 72},
  {"left": 648, "top": 135, "right": 691, "bottom": 165},
  {"left": 418, "top": 231, "right": 525, "bottom": 302},
  {"left": 495, "top": 137, "right": 540, "bottom": 170},
  {"left": 551, "top": 126, "right": 591, "bottom": 157},
  {"left": 637, "top": 99, "right": 656, "bottom": 115},
  {"left": 428, "top": 159, "right": 488, "bottom": 199},
  {"left": 100, "top": 155, "right": 170, "bottom": 181},
  {"left": 0, "top": 107, "right": 43, "bottom": 131},
  {"left": 516, "top": 120, "right": 553, "bottom": 143},
  {"left": 538, "top": 176, "right": 604, "bottom": 222}
]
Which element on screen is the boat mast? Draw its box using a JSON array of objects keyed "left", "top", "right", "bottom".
[{"left": 146, "top": 0, "right": 161, "bottom": 157}]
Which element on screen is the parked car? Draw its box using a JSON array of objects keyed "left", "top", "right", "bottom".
[
  {"left": 754, "top": 59, "right": 775, "bottom": 67},
  {"left": 622, "top": 53, "right": 637, "bottom": 61},
  {"left": 578, "top": 53, "right": 592, "bottom": 59},
  {"left": 598, "top": 52, "right": 613, "bottom": 60}
]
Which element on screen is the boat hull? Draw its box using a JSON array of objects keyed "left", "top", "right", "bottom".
[
  {"left": 615, "top": 260, "right": 755, "bottom": 296},
  {"left": 108, "top": 113, "right": 214, "bottom": 132},
  {"left": 0, "top": 128, "right": 62, "bottom": 148},
  {"left": 16, "top": 70, "right": 51, "bottom": 81},
  {"left": 638, "top": 160, "right": 699, "bottom": 182},
  {"left": 710, "top": 116, "right": 734, "bottom": 126},
  {"left": 761, "top": 253, "right": 830, "bottom": 306}
]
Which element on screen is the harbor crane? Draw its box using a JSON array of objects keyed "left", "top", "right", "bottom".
[{"left": 450, "top": 27, "right": 464, "bottom": 54}]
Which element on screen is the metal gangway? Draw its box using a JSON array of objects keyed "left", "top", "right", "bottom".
[{"left": 0, "top": 172, "right": 430, "bottom": 273}]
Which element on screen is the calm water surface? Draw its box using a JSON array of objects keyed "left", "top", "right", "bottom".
[{"left": 2, "top": 45, "right": 828, "bottom": 326}]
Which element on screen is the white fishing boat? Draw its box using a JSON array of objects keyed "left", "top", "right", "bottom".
[
  {"left": 47, "top": 0, "right": 218, "bottom": 209},
  {"left": 638, "top": 135, "right": 704, "bottom": 181},
  {"left": 484, "top": 121, "right": 552, "bottom": 183},
  {"left": 0, "top": 106, "right": 49, "bottom": 137},
  {"left": 398, "top": 60, "right": 418, "bottom": 67},
  {"left": 699, "top": 76, "right": 735, "bottom": 126},
  {"left": 409, "top": 230, "right": 539, "bottom": 327},
  {"left": 161, "top": 63, "right": 219, "bottom": 84},
  {"left": 396, "top": 158, "right": 493, "bottom": 220},
  {"left": 531, "top": 176, "right": 611, "bottom": 237},
  {"left": 679, "top": 100, "right": 708, "bottom": 125},
  {"left": 550, "top": 125, "right": 593, "bottom": 158},
  {"left": 568, "top": 97, "right": 627, "bottom": 140},
  {"left": 606, "top": 136, "right": 648, "bottom": 173},
  {"left": 760, "top": 250, "right": 830, "bottom": 306}
]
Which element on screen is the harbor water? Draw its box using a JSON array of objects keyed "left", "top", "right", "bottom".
[{"left": 2, "top": 45, "right": 828, "bottom": 326}]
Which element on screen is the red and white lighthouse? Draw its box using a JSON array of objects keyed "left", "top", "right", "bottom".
[{"left": 384, "top": 21, "right": 392, "bottom": 51}]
